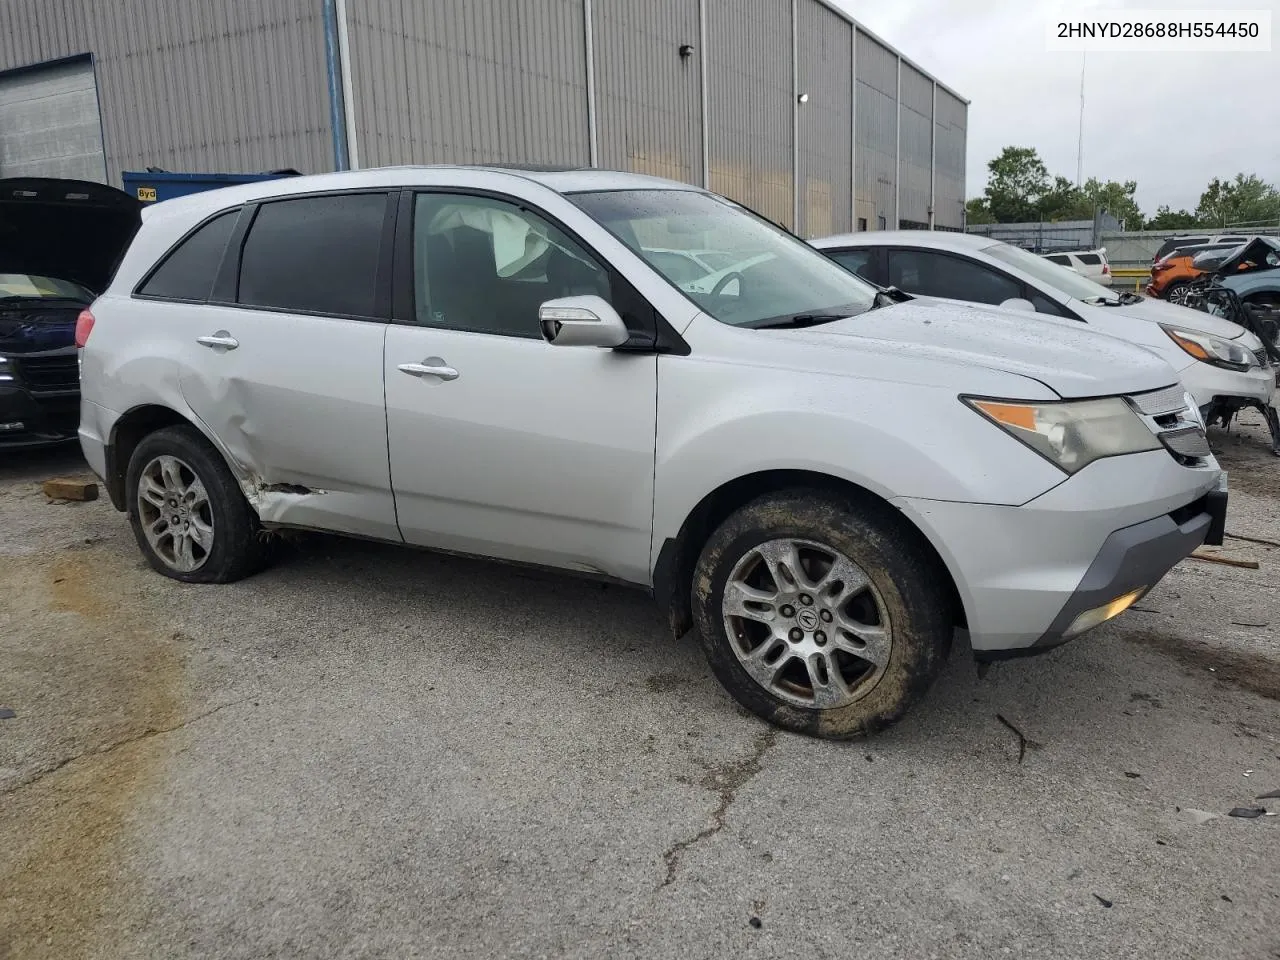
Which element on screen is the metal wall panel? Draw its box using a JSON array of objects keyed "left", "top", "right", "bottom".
[
  {"left": 0, "top": 0, "right": 333, "bottom": 186},
  {"left": 855, "top": 31, "right": 895, "bottom": 229},
  {"left": 593, "top": 0, "right": 701, "bottom": 182},
  {"left": 934, "top": 88, "right": 966, "bottom": 229},
  {"left": 796, "top": 0, "right": 851, "bottom": 238},
  {"left": 897, "top": 62, "right": 931, "bottom": 227},
  {"left": 707, "top": 0, "right": 793, "bottom": 228},
  {"left": 0, "top": 58, "right": 105, "bottom": 180},
  {"left": 349, "top": 0, "right": 590, "bottom": 168}
]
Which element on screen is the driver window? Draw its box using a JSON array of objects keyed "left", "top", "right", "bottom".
[{"left": 412, "top": 193, "right": 611, "bottom": 338}]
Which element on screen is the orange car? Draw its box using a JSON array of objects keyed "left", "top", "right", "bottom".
[{"left": 1147, "top": 241, "right": 1245, "bottom": 303}]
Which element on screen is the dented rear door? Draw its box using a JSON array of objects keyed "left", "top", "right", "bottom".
[{"left": 175, "top": 191, "right": 400, "bottom": 541}]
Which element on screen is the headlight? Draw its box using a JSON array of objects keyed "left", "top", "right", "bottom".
[
  {"left": 0, "top": 355, "right": 11, "bottom": 382},
  {"left": 964, "top": 396, "right": 1160, "bottom": 474},
  {"left": 1161, "top": 324, "right": 1255, "bottom": 371}
]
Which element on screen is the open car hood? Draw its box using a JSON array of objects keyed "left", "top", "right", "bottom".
[
  {"left": 0, "top": 177, "right": 142, "bottom": 293},
  {"left": 1208, "top": 237, "right": 1280, "bottom": 277}
]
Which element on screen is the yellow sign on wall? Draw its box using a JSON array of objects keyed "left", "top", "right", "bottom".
[{"left": 137, "top": 187, "right": 157, "bottom": 202}]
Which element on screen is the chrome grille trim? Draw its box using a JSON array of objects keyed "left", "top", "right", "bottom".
[{"left": 1129, "top": 384, "right": 1188, "bottom": 416}]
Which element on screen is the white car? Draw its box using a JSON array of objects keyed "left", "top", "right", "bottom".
[
  {"left": 1042, "top": 248, "right": 1112, "bottom": 286},
  {"left": 78, "top": 167, "right": 1226, "bottom": 738},
  {"left": 813, "top": 231, "right": 1277, "bottom": 448}
]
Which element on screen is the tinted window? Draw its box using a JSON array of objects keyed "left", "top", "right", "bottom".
[
  {"left": 1157, "top": 237, "right": 1207, "bottom": 259},
  {"left": 138, "top": 210, "right": 238, "bottom": 301},
  {"left": 887, "top": 249, "right": 1021, "bottom": 304},
  {"left": 412, "top": 193, "right": 611, "bottom": 338},
  {"left": 1076, "top": 253, "right": 1102, "bottom": 265},
  {"left": 237, "top": 193, "right": 387, "bottom": 317},
  {"left": 828, "top": 248, "right": 881, "bottom": 284},
  {"left": 1046, "top": 254, "right": 1070, "bottom": 266},
  {"left": 1028, "top": 289, "right": 1072, "bottom": 317}
]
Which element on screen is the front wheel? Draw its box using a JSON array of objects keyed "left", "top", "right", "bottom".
[
  {"left": 126, "top": 425, "right": 272, "bottom": 583},
  {"left": 692, "top": 490, "right": 953, "bottom": 739}
]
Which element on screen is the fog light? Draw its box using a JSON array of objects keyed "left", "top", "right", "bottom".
[{"left": 1064, "top": 587, "right": 1146, "bottom": 639}]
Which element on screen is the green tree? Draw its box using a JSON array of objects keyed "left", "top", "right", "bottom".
[
  {"left": 965, "top": 197, "right": 995, "bottom": 225},
  {"left": 1196, "top": 174, "right": 1280, "bottom": 229},
  {"left": 1079, "top": 177, "right": 1142, "bottom": 229},
  {"left": 1146, "top": 206, "right": 1200, "bottom": 230},
  {"left": 1039, "top": 176, "right": 1085, "bottom": 221},
  {"left": 983, "top": 146, "right": 1051, "bottom": 222}
]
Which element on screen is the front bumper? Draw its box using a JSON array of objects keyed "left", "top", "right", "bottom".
[
  {"left": 0, "top": 382, "right": 80, "bottom": 450},
  {"left": 894, "top": 451, "right": 1223, "bottom": 658}
]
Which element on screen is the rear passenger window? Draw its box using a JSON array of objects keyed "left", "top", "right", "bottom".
[
  {"left": 237, "top": 193, "right": 388, "bottom": 317},
  {"left": 886, "top": 249, "right": 1022, "bottom": 305},
  {"left": 1046, "top": 254, "right": 1070, "bottom": 266},
  {"left": 137, "top": 210, "right": 238, "bottom": 301},
  {"left": 1077, "top": 253, "right": 1102, "bottom": 265}
]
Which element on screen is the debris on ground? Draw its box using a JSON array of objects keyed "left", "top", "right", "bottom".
[
  {"left": 996, "top": 714, "right": 1041, "bottom": 764},
  {"left": 1093, "top": 894, "right": 1114, "bottom": 908},
  {"left": 42, "top": 478, "right": 99, "bottom": 501},
  {"left": 748, "top": 917, "right": 762, "bottom": 929},
  {"left": 1189, "top": 550, "right": 1260, "bottom": 570},
  {"left": 1124, "top": 772, "right": 1141, "bottom": 779},
  {"left": 1225, "top": 532, "right": 1280, "bottom": 549},
  {"left": 0, "top": 707, "right": 15, "bottom": 720},
  {"left": 1255, "top": 789, "right": 1280, "bottom": 800},
  {"left": 1227, "top": 807, "right": 1267, "bottom": 819}
]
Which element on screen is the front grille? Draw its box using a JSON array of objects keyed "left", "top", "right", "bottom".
[
  {"left": 1159, "top": 425, "right": 1212, "bottom": 460},
  {"left": 1129, "top": 384, "right": 1187, "bottom": 416},
  {"left": 16, "top": 355, "right": 79, "bottom": 392}
]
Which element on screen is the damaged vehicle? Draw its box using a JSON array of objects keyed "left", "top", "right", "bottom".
[
  {"left": 80, "top": 167, "right": 1226, "bottom": 738},
  {"left": 812, "top": 231, "right": 1278, "bottom": 454},
  {"left": 0, "top": 178, "right": 141, "bottom": 449}
]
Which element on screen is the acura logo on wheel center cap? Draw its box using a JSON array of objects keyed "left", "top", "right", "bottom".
[{"left": 797, "top": 609, "right": 820, "bottom": 630}]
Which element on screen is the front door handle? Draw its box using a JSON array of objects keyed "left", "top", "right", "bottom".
[
  {"left": 196, "top": 332, "right": 239, "bottom": 350},
  {"left": 398, "top": 358, "right": 459, "bottom": 381}
]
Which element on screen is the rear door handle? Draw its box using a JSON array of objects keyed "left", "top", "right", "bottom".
[
  {"left": 196, "top": 332, "right": 239, "bottom": 350},
  {"left": 398, "top": 359, "right": 459, "bottom": 381}
]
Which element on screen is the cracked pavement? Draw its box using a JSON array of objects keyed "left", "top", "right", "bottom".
[{"left": 2, "top": 415, "right": 1279, "bottom": 960}]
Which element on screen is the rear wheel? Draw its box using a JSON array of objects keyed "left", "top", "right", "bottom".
[
  {"left": 126, "top": 425, "right": 271, "bottom": 583},
  {"left": 692, "top": 490, "right": 953, "bottom": 739},
  {"left": 1163, "top": 280, "right": 1191, "bottom": 305}
]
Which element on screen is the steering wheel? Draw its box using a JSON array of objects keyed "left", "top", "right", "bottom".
[{"left": 710, "top": 271, "right": 745, "bottom": 297}]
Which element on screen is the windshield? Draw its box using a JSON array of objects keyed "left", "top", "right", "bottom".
[
  {"left": 569, "top": 190, "right": 878, "bottom": 327},
  {"left": 982, "top": 242, "right": 1117, "bottom": 302},
  {"left": 0, "top": 273, "right": 95, "bottom": 302}
]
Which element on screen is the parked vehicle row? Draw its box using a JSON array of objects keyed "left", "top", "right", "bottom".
[{"left": 76, "top": 166, "right": 1227, "bottom": 738}]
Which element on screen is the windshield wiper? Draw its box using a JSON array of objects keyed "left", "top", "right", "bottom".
[
  {"left": 752, "top": 313, "right": 848, "bottom": 329},
  {"left": 873, "top": 286, "right": 912, "bottom": 308},
  {"left": 1083, "top": 295, "right": 1124, "bottom": 307}
]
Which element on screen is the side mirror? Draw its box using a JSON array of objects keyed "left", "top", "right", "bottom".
[
  {"left": 538, "top": 295, "right": 629, "bottom": 348},
  {"left": 999, "top": 297, "right": 1037, "bottom": 313}
]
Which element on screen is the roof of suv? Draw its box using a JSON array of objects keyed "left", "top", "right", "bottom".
[
  {"left": 811, "top": 230, "right": 994, "bottom": 251},
  {"left": 138, "top": 165, "right": 702, "bottom": 225}
]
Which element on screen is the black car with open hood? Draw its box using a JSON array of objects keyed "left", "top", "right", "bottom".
[{"left": 1, "top": 177, "right": 141, "bottom": 449}]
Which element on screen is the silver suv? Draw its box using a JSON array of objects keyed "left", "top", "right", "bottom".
[{"left": 77, "top": 166, "right": 1227, "bottom": 738}]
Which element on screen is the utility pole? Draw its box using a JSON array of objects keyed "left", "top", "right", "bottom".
[{"left": 1075, "top": 51, "right": 1085, "bottom": 188}]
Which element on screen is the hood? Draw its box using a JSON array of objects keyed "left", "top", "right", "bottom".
[
  {"left": 0, "top": 177, "right": 142, "bottom": 293},
  {"left": 1209, "top": 236, "right": 1280, "bottom": 276},
  {"left": 1097, "top": 294, "right": 1251, "bottom": 340},
  {"left": 800, "top": 297, "right": 1176, "bottom": 399}
]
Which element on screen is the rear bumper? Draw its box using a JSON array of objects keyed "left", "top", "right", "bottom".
[
  {"left": 894, "top": 451, "right": 1222, "bottom": 657},
  {"left": 0, "top": 382, "right": 80, "bottom": 450}
]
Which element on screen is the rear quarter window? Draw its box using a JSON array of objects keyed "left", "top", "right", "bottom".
[
  {"left": 1076, "top": 254, "right": 1102, "bottom": 266},
  {"left": 136, "top": 209, "right": 239, "bottom": 301}
]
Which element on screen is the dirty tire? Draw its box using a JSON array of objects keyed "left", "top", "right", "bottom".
[
  {"left": 692, "top": 489, "right": 952, "bottom": 740},
  {"left": 126, "top": 424, "right": 272, "bottom": 583},
  {"left": 1163, "top": 281, "right": 1190, "bottom": 305}
]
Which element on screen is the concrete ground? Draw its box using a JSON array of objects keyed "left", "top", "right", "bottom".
[{"left": 2, "top": 413, "right": 1278, "bottom": 960}]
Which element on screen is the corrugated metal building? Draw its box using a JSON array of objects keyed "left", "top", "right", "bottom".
[{"left": 0, "top": 0, "right": 967, "bottom": 234}]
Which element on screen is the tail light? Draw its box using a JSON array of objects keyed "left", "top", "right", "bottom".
[
  {"left": 75, "top": 308, "right": 95, "bottom": 347},
  {"left": 1102, "top": 263, "right": 1110, "bottom": 274}
]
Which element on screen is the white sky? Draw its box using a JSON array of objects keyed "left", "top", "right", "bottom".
[{"left": 833, "top": 0, "right": 1280, "bottom": 215}]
